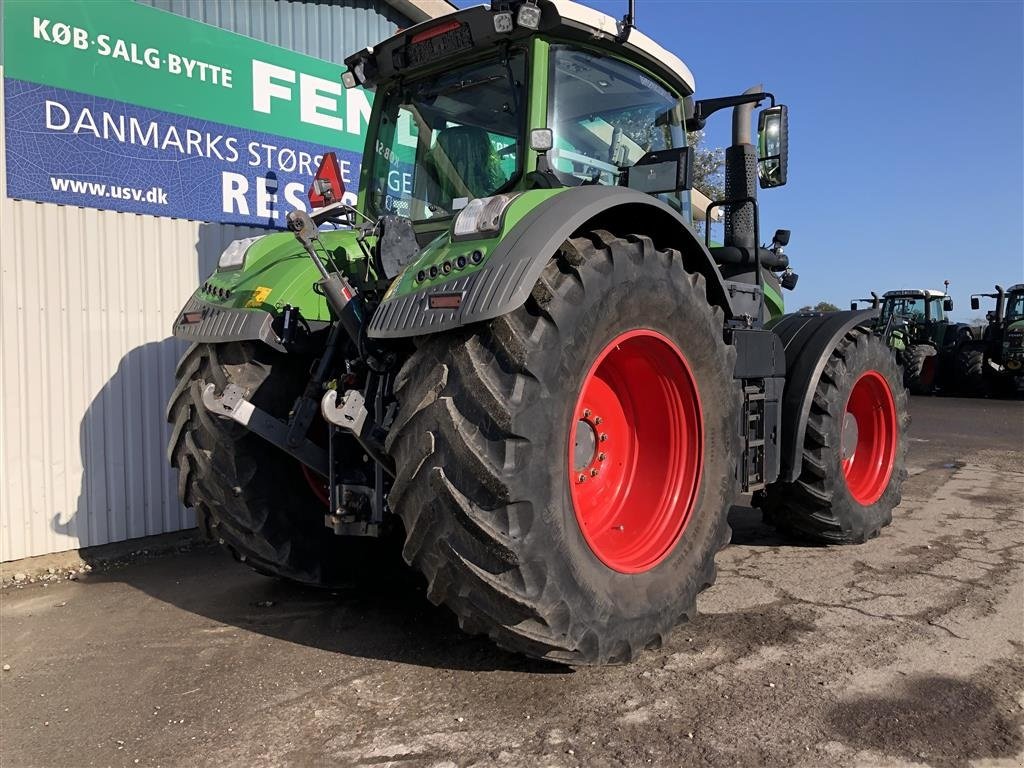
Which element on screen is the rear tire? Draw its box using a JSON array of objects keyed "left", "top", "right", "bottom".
[
  {"left": 902, "top": 343, "right": 937, "bottom": 395},
  {"left": 386, "top": 231, "right": 740, "bottom": 664},
  {"left": 760, "top": 327, "right": 908, "bottom": 544},
  {"left": 167, "top": 342, "right": 389, "bottom": 586}
]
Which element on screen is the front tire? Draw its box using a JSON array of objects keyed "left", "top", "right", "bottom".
[
  {"left": 760, "top": 327, "right": 909, "bottom": 544},
  {"left": 386, "top": 231, "right": 740, "bottom": 664},
  {"left": 167, "top": 342, "right": 386, "bottom": 586},
  {"left": 955, "top": 344, "right": 986, "bottom": 396}
]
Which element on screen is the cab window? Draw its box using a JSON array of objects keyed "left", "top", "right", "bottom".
[{"left": 548, "top": 45, "right": 686, "bottom": 210}]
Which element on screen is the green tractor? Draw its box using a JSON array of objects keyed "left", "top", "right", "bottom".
[
  {"left": 964, "top": 284, "right": 1024, "bottom": 396},
  {"left": 168, "top": 0, "right": 908, "bottom": 664},
  {"left": 852, "top": 287, "right": 973, "bottom": 395}
]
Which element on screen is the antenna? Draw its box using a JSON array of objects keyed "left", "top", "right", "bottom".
[{"left": 618, "top": 0, "right": 635, "bottom": 41}]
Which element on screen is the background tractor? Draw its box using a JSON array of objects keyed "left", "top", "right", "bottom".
[
  {"left": 963, "top": 284, "right": 1024, "bottom": 397},
  {"left": 852, "top": 287, "right": 975, "bottom": 395},
  {"left": 168, "top": 0, "right": 908, "bottom": 664}
]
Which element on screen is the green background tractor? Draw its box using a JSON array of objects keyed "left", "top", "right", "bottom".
[
  {"left": 853, "top": 288, "right": 975, "bottom": 395},
  {"left": 964, "top": 284, "right": 1024, "bottom": 397},
  {"left": 167, "top": 0, "right": 908, "bottom": 664}
]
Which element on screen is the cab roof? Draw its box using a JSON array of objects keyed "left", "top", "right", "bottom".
[
  {"left": 883, "top": 289, "right": 947, "bottom": 299},
  {"left": 547, "top": 1, "right": 695, "bottom": 92},
  {"left": 345, "top": 0, "right": 695, "bottom": 97}
]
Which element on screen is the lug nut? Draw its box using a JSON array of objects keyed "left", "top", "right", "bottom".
[
  {"left": 599, "top": 433, "right": 608, "bottom": 442},
  {"left": 416, "top": 270, "right": 426, "bottom": 282},
  {"left": 455, "top": 255, "right": 468, "bottom": 269},
  {"left": 471, "top": 250, "right": 483, "bottom": 264},
  {"left": 594, "top": 416, "right": 603, "bottom": 425},
  {"left": 577, "top": 473, "right": 586, "bottom": 483},
  {"left": 590, "top": 468, "right": 599, "bottom": 477},
  {"left": 582, "top": 408, "right": 591, "bottom": 418},
  {"left": 429, "top": 265, "right": 439, "bottom": 278},
  {"left": 598, "top": 452, "right": 606, "bottom": 461},
  {"left": 442, "top": 260, "right": 453, "bottom": 274}
]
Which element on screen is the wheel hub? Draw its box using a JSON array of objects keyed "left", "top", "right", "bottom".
[
  {"left": 573, "top": 418, "right": 599, "bottom": 472},
  {"left": 841, "top": 413, "right": 860, "bottom": 461},
  {"left": 568, "top": 330, "right": 703, "bottom": 574}
]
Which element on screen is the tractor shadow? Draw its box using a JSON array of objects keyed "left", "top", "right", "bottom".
[
  {"left": 66, "top": 504, "right": 813, "bottom": 675},
  {"left": 79, "top": 541, "right": 569, "bottom": 674},
  {"left": 727, "top": 503, "right": 821, "bottom": 548}
]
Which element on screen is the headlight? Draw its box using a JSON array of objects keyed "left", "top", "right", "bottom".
[
  {"left": 218, "top": 237, "right": 261, "bottom": 270},
  {"left": 452, "top": 194, "right": 518, "bottom": 240}
]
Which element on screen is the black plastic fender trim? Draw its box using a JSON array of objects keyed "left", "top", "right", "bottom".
[
  {"left": 367, "top": 186, "right": 733, "bottom": 339},
  {"left": 768, "top": 308, "right": 880, "bottom": 483},
  {"left": 171, "top": 294, "right": 285, "bottom": 352}
]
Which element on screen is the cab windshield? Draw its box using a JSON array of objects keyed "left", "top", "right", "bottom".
[
  {"left": 881, "top": 297, "right": 928, "bottom": 322},
  {"left": 367, "top": 51, "right": 526, "bottom": 222}
]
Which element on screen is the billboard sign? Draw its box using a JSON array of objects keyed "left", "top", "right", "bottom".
[{"left": 2, "top": 0, "right": 376, "bottom": 227}]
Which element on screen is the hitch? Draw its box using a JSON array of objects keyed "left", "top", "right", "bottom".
[
  {"left": 321, "top": 388, "right": 395, "bottom": 477},
  {"left": 202, "top": 383, "right": 329, "bottom": 478}
]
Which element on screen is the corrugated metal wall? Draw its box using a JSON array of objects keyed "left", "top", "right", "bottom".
[
  {"left": 139, "top": 0, "right": 407, "bottom": 65},
  {"left": 0, "top": 0, "right": 409, "bottom": 561}
]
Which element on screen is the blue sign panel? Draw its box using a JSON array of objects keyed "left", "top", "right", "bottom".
[{"left": 4, "top": 79, "right": 361, "bottom": 228}]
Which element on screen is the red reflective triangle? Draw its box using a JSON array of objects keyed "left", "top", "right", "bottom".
[{"left": 308, "top": 152, "right": 345, "bottom": 208}]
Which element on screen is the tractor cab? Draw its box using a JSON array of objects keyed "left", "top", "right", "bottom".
[
  {"left": 879, "top": 289, "right": 953, "bottom": 348},
  {"left": 330, "top": 0, "right": 796, "bottom": 320},
  {"left": 970, "top": 284, "right": 1024, "bottom": 383}
]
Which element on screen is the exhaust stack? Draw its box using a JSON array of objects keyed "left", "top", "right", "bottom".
[{"left": 723, "top": 84, "right": 763, "bottom": 251}]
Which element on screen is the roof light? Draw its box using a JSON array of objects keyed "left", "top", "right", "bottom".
[
  {"left": 516, "top": 0, "right": 541, "bottom": 30},
  {"left": 493, "top": 10, "right": 513, "bottom": 33},
  {"left": 341, "top": 70, "right": 357, "bottom": 89},
  {"left": 308, "top": 152, "right": 345, "bottom": 209}
]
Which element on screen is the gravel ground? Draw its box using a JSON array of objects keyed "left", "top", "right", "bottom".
[{"left": 1, "top": 395, "right": 1022, "bottom": 768}]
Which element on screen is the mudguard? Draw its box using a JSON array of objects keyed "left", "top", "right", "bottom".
[
  {"left": 768, "top": 308, "right": 881, "bottom": 483},
  {"left": 367, "top": 186, "right": 733, "bottom": 339}
]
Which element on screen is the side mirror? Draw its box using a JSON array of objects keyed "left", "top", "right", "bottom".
[
  {"left": 624, "top": 146, "right": 692, "bottom": 195},
  {"left": 757, "top": 105, "right": 788, "bottom": 189},
  {"left": 970, "top": 296, "right": 980, "bottom": 311},
  {"left": 943, "top": 297, "right": 954, "bottom": 312}
]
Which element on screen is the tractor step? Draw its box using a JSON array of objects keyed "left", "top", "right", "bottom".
[{"left": 742, "top": 383, "right": 767, "bottom": 492}]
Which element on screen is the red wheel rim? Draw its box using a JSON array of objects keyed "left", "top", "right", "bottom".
[
  {"left": 841, "top": 371, "right": 898, "bottom": 505},
  {"left": 301, "top": 464, "right": 330, "bottom": 508},
  {"left": 568, "top": 330, "right": 703, "bottom": 574}
]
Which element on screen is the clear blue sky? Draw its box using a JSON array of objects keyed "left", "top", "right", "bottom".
[{"left": 452, "top": 0, "right": 1024, "bottom": 317}]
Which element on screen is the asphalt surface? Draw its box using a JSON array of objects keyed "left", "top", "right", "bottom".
[{"left": 2, "top": 395, "right": 1023, "bottom": 768}]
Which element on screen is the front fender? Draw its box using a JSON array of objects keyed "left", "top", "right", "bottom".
[
  {"left": 368, "top": 186, "right": 733, "bottom": 339},
  {"left": 170, "top": 228, "right": 369, "bottom": 348}
]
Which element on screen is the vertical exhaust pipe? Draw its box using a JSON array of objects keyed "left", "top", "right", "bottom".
[
  {"left": 995, "top": 284, "right": 1006, "bottom": 323},
  {"left": 723, "top": 84, "right": 762, "bottom": 251}
]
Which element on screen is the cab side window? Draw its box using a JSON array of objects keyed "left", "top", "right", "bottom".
[{"left": 548, "top": 45, "right": 686, "bottom": 210}]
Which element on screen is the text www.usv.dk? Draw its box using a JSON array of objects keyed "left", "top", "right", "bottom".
[{"left": 49, "top": 176, "right": 169, "bottom": 204}]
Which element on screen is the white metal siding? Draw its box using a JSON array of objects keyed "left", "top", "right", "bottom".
[
  {"left": 0, "top": 67, "right": 262, "bottom": 560},
  {"left": 0, "top": 1, "right": 409, "bottom": 561}
]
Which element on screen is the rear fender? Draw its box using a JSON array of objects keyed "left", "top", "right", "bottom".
[
  {"left": 368, "top": 186, "right": 733, "bottom": 339},
  {"left": 768, "top": 309, "right": 881, "bottom": 483}
]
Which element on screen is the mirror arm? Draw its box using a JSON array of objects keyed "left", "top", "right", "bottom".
[{"left": 686, "top": 92, "right": 775, "bottom": 132}]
